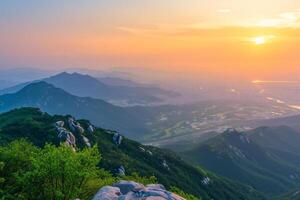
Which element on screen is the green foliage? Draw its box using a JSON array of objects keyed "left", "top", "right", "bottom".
[
  {"left": 0, "top": 162, "right": 4, "bottom": 183},
  {"left": 122, "top": 172, "right": 157, "bottom": 185},
  {"left": 0, "top": 108, "right": 264, "bottom": 200},
  {"left": 182, "top": 127, "right": 300, "bottom": 196},
  {"left": 170, "top": 186, "right": 201, "bottom": 200},
  {"left": 80, "top": 169, "right": 116, "bottom": 200},
  {"left": 0, "top": 140, "right": 107, "bottom": 200},
  {"left": 20, "top": 144, "right": 100, "bottom": 200},
  {"left": 0, "top": 139, "right": 39, "bottom": 199}
]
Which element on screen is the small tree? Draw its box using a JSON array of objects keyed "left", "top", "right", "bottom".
[
  {"left": 0, "top": 139, "right": 38, "bottom": 200},
  {"left": 20, "top": 144, "right": 101, "bottom": 200}
]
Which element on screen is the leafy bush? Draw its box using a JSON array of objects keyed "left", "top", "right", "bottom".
[
  {"left": 0, "top": 140, "right": 106, "bottom": 200},
  {"left": 122, "top": 172, "right": 157, "bottom": 185},
  {"left": 0, "top": 140, "right": 200, "bottom": 200},
  {"left": 170, "top": 186, "right": 201, "bottom": 200}
]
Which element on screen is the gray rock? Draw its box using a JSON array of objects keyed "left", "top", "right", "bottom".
[
  {"left": 92, "top": 186, "right": 121, "bottom": 200},
  {"left": 146, "top": 184, "right": 166, "bottom": 190},
  {"left": 93, "top": 181, "right": 185, "bottom": 200},
  {"left": 87, "top": 124, "right": 95, "bottom": 133},
  {"left": 117, "top": 166, "right": 126, "bottom": 176},
  {"left": 162, "top": 160, "right": 169, "bottom": 170},
  {"left": 113, "top": 181, "right": 144, "bottom": 194},
  {"left": 68, "top": 118, "right": 85, "bottom": 134},
  {"left": 55, "top": 121, "right": 65, "bottom": 127},
  {"left": 68, "top": 118, "right": 77, "bottom": 132},
  {"left": 76, "top": 125, "right": 85, "bottom": 134},
  {"left": 58, "top": 129, "right": 76, "bottom": 149},
  {"left": 113, "top": 133, "right": 123, "bottom": 145},
  {"left": 201, "top": 177, "right": 210, "bottom": 185},
  {"left": 82, "top": 135, "right": 91, "bottom": 147}
]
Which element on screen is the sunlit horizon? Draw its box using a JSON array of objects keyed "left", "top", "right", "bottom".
[{"left": 1, "top": 0, "right": 300, "bottom": 80}]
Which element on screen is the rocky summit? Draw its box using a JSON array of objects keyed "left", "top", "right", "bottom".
[{"left": 92, "top": 181, "right": 185, "bottom": 200}]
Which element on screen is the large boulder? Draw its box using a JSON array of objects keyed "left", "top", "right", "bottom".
[
  {"left": 92, "top": 186, "right": 121, "bottom": 200},
  {"left": 92, "top": 181, "right": 186, "bottom": 200},
  {"left": 68, "top": 118, "right": 85, "bottom": 134},
  {"left": 57, "top": 129, "right": 76, "bottom": 149},
  {"left": 113, "top": 181, "right": 144, "bottom": 194}
]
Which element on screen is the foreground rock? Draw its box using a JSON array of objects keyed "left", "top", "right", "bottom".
[{"left": 92, "top": 181, "right": 185, "bottom": 200}]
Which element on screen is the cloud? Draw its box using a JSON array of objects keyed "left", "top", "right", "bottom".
[
  {"left": 252, "top": 80, "right": 299, "bottom": 84},
  {"left": 257, "top": 10, "right": 300, "bottom": 27},
  {"left": 116, "top": 24, "right": 300, "bottom": 41}
]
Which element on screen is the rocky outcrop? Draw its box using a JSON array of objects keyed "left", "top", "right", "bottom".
[
  {"left": 113, "top": 133, "right": 123, "bottom": 145},
  {"left": 82, "top": 135, "right": 91, "bottom": 147},
  {"left": 162, "top": 160, "right": 170, "bottom": 170},
  {"left": 58, "top": 129, "right": 76, "bottom": 147},
  {"left": 55, "top": 121, "right": 64, "bottom": 127},
  {"left": 55, "top": 121, "right": 76, "bottom": 150},
  {"left": 87, "top": 124, "right": 95, "bottom": 134},
  {"left": 117, "top": 166, "right": 126, "bottom": 176},
  {"left": 92, "top": 181, "right": 185, "bottom": 200},
  {"left": 68, "top": 118, "right": 84, "bottom": 134},
  {"left": 201, "top": 177, "right": 210, "bottom": 186},
  {"left": 92, "top": 186, "right": 121, "bottom": 200},
  {"left": 67, "top": 118, "right": 93, "bottom": 148}
]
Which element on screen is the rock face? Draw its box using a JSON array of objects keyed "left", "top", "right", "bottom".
[
  {"left": 55, "top": 121, "right": 76, "bottom": 150},
  {"left": 93, "top": 186, "right": 121, "bottom": 200},
  {"left": 55, "top": 121, "right": 65, "bottom": 127},
  {"left": 92, "top": 181, "right": 185, "bottom": 200},
  {"left": 87, "top": 124, "right": 95, "bottom": 133},
  {"left": 68, "top": 118, "right": 84, "bottom": 134},
  {"left": 113, "top": 133, "right": 123, "bottom": 145}
]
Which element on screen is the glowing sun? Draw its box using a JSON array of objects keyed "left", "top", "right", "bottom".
[
  {"left": 253, "top": 36, "right": 266, "bottom": 45},
  {"left": 251, "top": 35, "right": 275, "bottom": 45}
]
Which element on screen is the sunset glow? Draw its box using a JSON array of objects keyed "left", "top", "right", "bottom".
[
  {"left": 253, "top": 37, "right": 266, "bottom": 45},
  {"left": 1, "top": 1, "right": 300, "bottom": 80}
]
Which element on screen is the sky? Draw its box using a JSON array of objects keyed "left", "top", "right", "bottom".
[{"left": 1, "top": 0, "right": 300, "bottom": 80}]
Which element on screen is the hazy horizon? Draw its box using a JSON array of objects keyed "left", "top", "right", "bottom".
[{"left": 1, "top": 0, "right": 300, "bottom": 80}]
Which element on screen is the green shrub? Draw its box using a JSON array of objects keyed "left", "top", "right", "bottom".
[{"left": 170, "top": 186, "right": 201, "bottom": 200}]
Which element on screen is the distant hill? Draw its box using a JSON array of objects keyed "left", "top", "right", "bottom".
[
  {"left": 181, "top": 127, "right": 300, "bottom": 197},
  {"left": 0, "top": 80, "right": 16, "bottom": 90},
  {"left": 0, "top": 72, "right": 179, "bottom": 106},
  {"left": 0, "top": 81, "right": 147, "bottom": 138},
  {"left": 248, "top": 115, "right": 300, "bottom": 132},
  {"left": 0, "top": 67, "right": 54, "bottom": 83},
  {"left": 98, "top": 76, "right": 144, "bottom": 87},
  {"left": 0, "top": 108, "right": 265, "bottom": 200}
]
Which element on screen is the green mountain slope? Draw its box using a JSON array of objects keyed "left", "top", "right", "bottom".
[
  {"left": 0, "top": 81, "right": 147, "bottom": 138},
  {"left": 0, "top": 108, "right": 264, "bottom": 200},
  {"left": 181, "top": 127, "right": 300, "bottom": 197}
]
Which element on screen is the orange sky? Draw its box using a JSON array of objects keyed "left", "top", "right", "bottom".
[{"left": 1, "top": 1, "right": 300, "bottom": 80}]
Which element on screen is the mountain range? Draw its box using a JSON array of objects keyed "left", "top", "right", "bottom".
[
  {"left": 0, "top": 72, "right": 179, "bottom": 106},
  {"left": 0, "top": 81, "right": 147, "bottom": 138},
  {"left": 248, "top": 114, "right": 300, "bottom": 133},
  {"left": 181, "top": 126, "right": 300, "bottom": 198},
  {"left": 0, "top": 108, "right": 264, "bottom": 200}
]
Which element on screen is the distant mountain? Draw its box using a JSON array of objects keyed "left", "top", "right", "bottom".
[
  {"left": 98, "top": 76, "right": 178, "bottom": 97},
  {"left": 248, "top": 114, "right": 300, "bottom": 132},
  {"left": 0, "top": 81, "right": 147, "bottom": 138},
  {"left": 0, "top": 67, "right": 54, "bottom": 83},
  {"left": 0, "top": 80, "right": 16, "bottom": 90},
  {"left": 98, "top": 76, "right": 144, "bottom": 87},
  {"left": 181, "top": 127, "right": 300, "bottom": 197},
  {"left": 0, "top": 72, "right": 179, "bottom": 106},
  {"left": 0, "top": 108, "right": 265, "bottom": 200}
]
